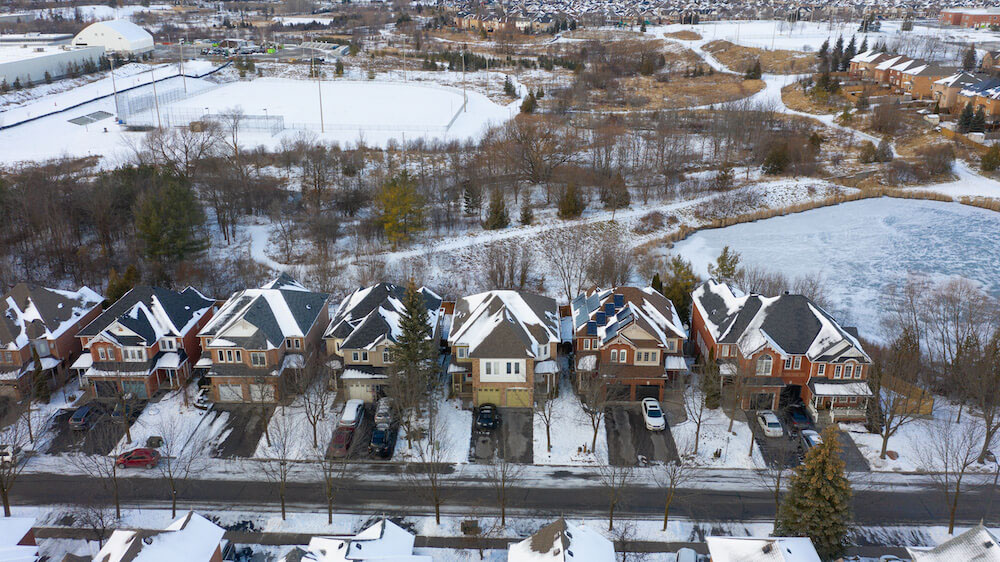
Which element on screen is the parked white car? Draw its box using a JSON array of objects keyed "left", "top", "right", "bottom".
[
  {"left": 339, "top": 399, "right": 365, "bottom": 429},
  {"left": 757, "top": 410, "right": 784, "bottom": 438},
  {"left": 641, "top": 398, "right": 666, "bottom": 431},
  {"left": 0, "top": 445, "right": 15, "bottom": 467}
]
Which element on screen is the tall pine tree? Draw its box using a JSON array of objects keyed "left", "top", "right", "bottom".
[
  {"left": 662, "top": 255, "right": 700, "bottom": 322},
  {"left": 775, "top": 426, "right": 852, "bottom": 561},
  {"left": 842, "top": 36, "right": 857, "bottom": 71},
  {"left": 963, "top": 44, "right": 978, "bottom": 72},
  {"left": 958, "top": 102, "right": 975, "bottom": 134},
  {"left": 859, "top": 36, "right": 868, "bottom": 54},
  {"left": 392, "top": 280, "right": 438, "bottom": 444},
  {"left": 831, "top": 36, "right": 844, "bottom": 74},
  {"left": 483, "top": 189, "right": 510, "bottom": 230},
  {"left": 817, "top": 39, "right": 830, "bottom": 72}
]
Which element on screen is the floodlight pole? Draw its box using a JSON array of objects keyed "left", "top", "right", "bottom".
[
  {"left": 315, "top": 47, "right": 325, "bottom": 133},
  {"left": 109, "top": 55, "right": 120, "bottom": 117},
  {"left": 179, "top": 40, "right": 187, "bottom": 93},
  {"left": 151, "top": 67, "right": 162, "bottom": 128}
]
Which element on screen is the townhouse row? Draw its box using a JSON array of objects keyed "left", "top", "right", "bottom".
[{"left": 0, "top": 275, "right": 873, "bottom": 422}]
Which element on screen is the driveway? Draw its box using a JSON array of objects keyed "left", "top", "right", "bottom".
[
  {"left": 210, "top": 404, "right": 275, "bottom": 458},
  {"left": 46, "top": 401, "right": 145, "bottom": 455},
  {"left": 470, "top": 407, "right": 533, "bottom": 464},
  {"left": 605, "top": 404, "right": 679, "bottom": 466},
  {"left": 745, "top": 410, "right": 800, "bottom": 469}
]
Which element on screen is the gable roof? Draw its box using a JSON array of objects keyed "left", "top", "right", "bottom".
[
  {"left": 935, "top": 71, "right": 983, "bottom": 88},
  {"left": 93, "top": 512, "right": 224, "bottom": 562},
  {"left": 570, "top": 286, "right": 687, "bottom": 347},
  {"left": 907, "top": 524, "right": 1000, "bottom": 561},
  {"left": 0, "top": 283, "right": 103, "bottom": 351},
  {"left": 199, "top": 276, "right": 329, "bottom": 350},
  {"left": 449, "top": 291, "right": 559, "bottom": 358},
  {"left": 691, "top": 279, "right": 869, "bottom": 363},
  {"left": 706, "top": 536, "right": 820, "bottom": 562},
  {"left": 302, "top": 518, "right": 430, "bottom": 562},
  {"left": 508, "top": 519, "right": 614, "bottom": 562},
  {"left": 78, "top": 286, "right": 214, "bottom": 345},
  {"left": 325, "top": 283, "right": 441, "bottom": 350}
]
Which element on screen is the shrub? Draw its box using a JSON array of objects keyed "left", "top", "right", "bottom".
[
  {"left": 916, "top": 144, "right": 955, "bottom": 176},
  {"left": 761, "top": 143, "right": 791, "bottom": 175},
  {"left": 858, "top": 141, "right": 878, "bottom": 163},
  {"left": 982, "top": 144, "right": 1000, "bottom": 172}
]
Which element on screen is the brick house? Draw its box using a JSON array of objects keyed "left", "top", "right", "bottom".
[
  {"left": 940, "top": 8, "right": 1000, "bottom": 28},
  {"left": 872, "top": 55, "right": 908, "bottom": 85},
  {"left": 198, "top": 274, "right": 330, "bottom": 404},
  {"left": 95, "top": 512, "right": 225, "bottom": 562},
  {"left": 848, "top": 50, "right": 894, "bottom": 80},
  {"left": 690, "top": 279, "right": 872, "bottom": 423},
  {"left": 76, "top": 286, "right": 215, "bottom": 399},
  {"left": 932, "top": 72, "right": 983, "bottom": 112},
  {"left": 324, "top": 282, "right": 441, "bottom": 403},
  {"left": 0, "top": 283, "right": 103, "bottom": 400},
  {"left": 898, "top": 63, "right": 955, "bottom": 99},
  {"left": 954, "top": 78, "right": 1000, "bottom": 120},
  {"left": 448, "top": 291, "right": 560, "bottom": 408},
  {"left": 571, "top": 287, "right": 687, "bottom": 402}
]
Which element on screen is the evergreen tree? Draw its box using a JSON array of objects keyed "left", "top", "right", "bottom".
[
  {"left": 700, "top": 349, "right": 721, "bottom": 409},
  {"left": 982, "top": 144, "right": 1000, "bottom": 172},
  {"left": 650, "top": 272, "right": 663, "bottom": 295},
  {"left": 536, "top": 86, "right": 545, "bottom": 99},
  {"left": 483, "top": 189, "right": 510, "bottom": 229},
  {"left": 973, "top": 106, "right": 987, "bottom": 133},
  {"left": 557, "top": 183, "right": 586, "bottom": 219},
  {"left": 519, "top": 200, "right": 534, "bottom": 225},
  {"left": 520, "top": 92, "right": 537, "bottom": 114},
  {"left": 859, "top": 36, "right": 868, "bottom": 54},
  {"left": 31, "top": 347, "right": 50, "bottom": 404},
  {"left": 44, "top": 71, "right": 52, "bottom": 84},
  {"left": 831, "top": 36, "right": 844, "bottom": 74},
  {"left": 842, "top": 36, "right": 856, "bottom": 71},
  {"left": 957, "top": 102, "right": 975, "bottom": 133},
  {"left": 377, "top": 171, "right": 425, "bottom": 247},
  {"left": 963, "top": 44, "right": 978, "bottom": 71},
  {"left": 775, "top": 426, "right": 852, "bottom": 561},
  {"left": 462, "top": 181, "right": 482, "bottom": 217},
  {"left": 661, "top": 255, "right": 700, "bottom": 322},
  {"left": 134, "top": 174, "right": 207, "bottom": 269},
  {"left": 393, "top": 280, "right": 437, "bottom": 408},
  {"left": 875, "top": 137, "right": 894, "bottom": 162},
  {"left": 744, "top": 59, "right": 762, "bottom": 80},
  {"left": 817, "top": 39, "right": 830, "bottom": 71},
  {"left": 335, "top": 59, "right": 344, "bottom": 76},
  {"left": 106, "top": 265, "right": 139, "bottom": 304},
  {"left": 707, "top": 246, "right": 741, "bottom": 285},
  {"left": 503, "top": 75, "right": 516, "bottom": 97}
]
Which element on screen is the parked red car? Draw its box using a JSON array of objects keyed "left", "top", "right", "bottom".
[
  {"left": 115, "top": 448, "right": 161, "bottom": 469},
  {"left": 330, "top": 427, "right": 353, "bottom": 458}
]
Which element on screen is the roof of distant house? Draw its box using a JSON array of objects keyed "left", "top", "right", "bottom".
[
  {"left": 706, "top": 536, "right": 820, "bottom": 562},
  {"left": 508, "top": 519, "right": 615, "bottom": 562},
  {"left": 93, "top": 511, "right": 224, "bottom": 562},
  {"left": 78, "top": 286, "right": 213, "bottom": 345},
  {"left": 907, "top": 524, "right": 1000, "bottom": 561},
  {"left": 449, "top": 291, "right": 559, "bottom": 358},
  {"left": 325, "top": 282, "right": 441, "bottom": 350},
  {"left": 0, "top": 283, "right": 103, "bottom": 350}
]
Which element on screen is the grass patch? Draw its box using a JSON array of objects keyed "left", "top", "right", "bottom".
[
  {"left": 595, "top": 74, "right": 764, "bottom": 110},
  {"left": 781, "top": 83, "right": 848, "bottom": 115},
  {"left": 664, "top": 30, "right": 702, "bottom": 40},
  {"left": 703, "top": 40, "right": 816, "bottom": 74}
]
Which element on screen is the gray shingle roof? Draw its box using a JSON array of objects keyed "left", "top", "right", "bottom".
[{"left": 78, "top": 286, "right": 215, "bottom": 344}]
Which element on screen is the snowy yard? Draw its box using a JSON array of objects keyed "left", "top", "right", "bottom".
[
  {"left": 394, "top": 391, "right": 472, "bottom": 464},
  {"left": 113, "top": 389, "right": 232, "bottom": 457},
  {"left": 673, "top": 197, "right": 1000, "bottom": 341},
  {"left": 254, "top": 380, "right": 337, "bottom": 461},
  {"left": 670, "top": 390, "right": 765, "bottom": 470},
  {"left": 533, "top": 377, "right": 608, "bottom": 466}
]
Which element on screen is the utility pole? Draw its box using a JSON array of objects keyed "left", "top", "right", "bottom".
[
  {"left": 151, "top": 67, "right": 162, "bottom": 128},
  {"left": 461, "top": 43, "right": 467, "bottom": 111},
  {"left": 179, "top": 41, "right": 187, "bottom": 93},
  {"left": 315, "top": 47, "right": 325, "bottom": 133},
  {"left": 109, "top": 55, "right": 120, "bottom": 118}
]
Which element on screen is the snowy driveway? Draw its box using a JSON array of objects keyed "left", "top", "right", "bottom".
[{"left": 604, "top": 404, "right": 680, "bottom": 466}]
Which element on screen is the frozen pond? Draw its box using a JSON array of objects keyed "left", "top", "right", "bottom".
[{"left": 673, "top": 197, "right": 1000, "bottom": 340}]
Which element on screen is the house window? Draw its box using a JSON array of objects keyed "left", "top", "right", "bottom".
[
  {"left": 610, "top": 350, "right": 618, "bottom": 362},
  {"left": 485, "top": 362, "right": 493, "bottom": 375},
  {"left": 834, "top": 365, "right": 842, "bottom": 379},
  {"left": 361, "top": 351, "right": 369, "bottom": 362},
  {"left": 666, "top": 340, "right": 675, "bottom": 352},
  {"left": 234, "top": 350, "right": 242, "bottom": 363},
  {"left": 650, "top": 351, "right": 657, "bottom": 363},
  {"left": 161, "top": 339, "right": 175, "bottom": 351},
  {"left": 793, "top": 356, "right": 801, "bottom": 370},
  {"left": 514, "top": 362, "right": 520, "bottom": 374},
  {"left": 218, "top": 350, "right": 225, "bottom": 362},
  {"left": 251, "top": 352, "right": 266, "bottom": 367},
  {"left": 583, "top": 339, "right": 590, "bottom": 350},
  {"left": 506, "top": 362, "right": 512, "bottom": 375},
  {"left": 226, "top": 350, "right": 234, "bottom": 363},
  {"left": 352, "top": 351, "right": 359, "bottom": 362},
  {"left": 98, "top": 348, "right": 107, "bottom": 361},
  {"left": 383, "top": 350, "right": 391, "bottom": 363},
  {"left": 855, "top": 366, "right": 863, "bottom": 379},
  {"left": 756, "top": 355, "right": 773, "bottom": 376},
  {"left": 457, "top": 347, "right": 467, "bottom": 358},
  {"left": 285, "top": 338, "right": 293, "bottom": 349},
  {"left": 818, "top": 364, "right": 825, "bottom": 376},
  {"left": 619, "top": 350, "right": 627, "bottom": 363},
  {"left": 784, "top": 358, "right": 792, "bottom": 370},
  {"left": 844, "top": 364, "right": 853, "bottom": 379},
  {"left": 294, "top": 339, "right": 301, "bottom": 349}
]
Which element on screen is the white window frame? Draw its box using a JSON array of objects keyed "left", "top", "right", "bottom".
[
  {"left": 834, "top": 365, "right": 842, "bottom": 379},
  {"left": 514, "top": 362, "right": 520, "bottom": 374},
  {"left": 784, "top": 358, "right": 793, "bottom": 370},
  {"left": 234, "top": 350, "right": 242, "bottom": 363},
  {"left": 99, "top": 348, "right": 107, "bottom": 361},
  {"left": 756, "top": 354, "right": 773, "bottom": 376},
  {"left": 650, "top": 351, "right": 657, "bottom": 363},
  {"left": 361, "top": 351, "right": 369, "bottom": 362},
  {"left": 666, "top": 340, "right": 675, "bottom": 352},
  {"left": 352, "top": 351, "right": 359, "bottom": 362},
  {"left": 793, "top": 356, "right": 801, "bottom": 370},
  {"left": 161, "top": 339, "right": 175, "bottom": 351},
  {"left": 251, "top": 352, "right": 266, "bottom": 367},
  {"left": 485, "top": 362, "right": 493, "bottom": 375},
  {"left": 383, "top": 350, "right": 391, "bottom": 363},
  {"left": 855, "top": 365, "right": 863, "bottom": 379},
  {"left": 583, "top": 339, "right": 591, "bottom": 350},
  {"left": 285, "top": 338, "right": 293, "bottom": 349},
  {"left": 818, "top": 364, "right": 825, "bottom": 376},
  {"left": 457, "top": 347, "right": 467, "bottom": 358},
  {"left": 293, "top": 339, "right": 302, "bottom": 349},
  {"left": 844, "top": 364, "right": 853, "bottom": 379},
  {"left": 218, "top": 350, "right": 225, "bottom": 362},
  {"left": 610, "top": 350, "right": 618, "bottom": 362}
]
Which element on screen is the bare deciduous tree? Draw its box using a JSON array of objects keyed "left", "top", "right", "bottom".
[
  {"left": 0, "top": 412, "right": 34, "bottom": 516},
  {"left": 655, "top": 440, "right": 697, "bottom": 531},
  {"left": 486, "top": 453, "right": 524, "bottom": 528},
  {"left": 598, "top": 463, "right": 634, "bottom": 531},
  {"left": 401, "top": 415, "right": 452, "bottom": 524},
  {"left": 534, "top": 388, "right": 557, "bottom": 453},
  {"left": 918, "top": 419, "right": 985, "bottom": 534},
  {"left": 255, "top": 411, "right": 299, "bottom": 520}
]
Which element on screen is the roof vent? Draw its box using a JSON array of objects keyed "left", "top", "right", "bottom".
[{"left": 762, "top": 544, "right": 772, "bottom": 554}]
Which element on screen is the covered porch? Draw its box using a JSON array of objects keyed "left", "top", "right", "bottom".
[{"left": 807, "top": 380, "right": 873, "bottom": 423}]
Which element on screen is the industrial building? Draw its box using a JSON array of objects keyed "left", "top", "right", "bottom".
[
  {"left": 0, "top": 44, "right": 104, "bottom": 87},
  {"left": 71, "top": 19, "right": 153, "bottom": 55}
]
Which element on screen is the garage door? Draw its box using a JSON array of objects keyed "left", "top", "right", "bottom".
[
  {"left": 347, "top": 382, "right": 373, "bottom": 402},
  {"left": 218, "top": 384, "right": 244, "bottom": 402},
  {"left": 505, "top": 388, "right": 532, "bottom": 408},
  {"left": 250, "top": 383, "right": 276, "bottom": 402},
  {"left": 636, "top": 385, "right": 661, "bottom": 401},
  {"left": 476, "top": 387, "right": 501, "bottom": 406},
  {"left": 122, "top": 380, "right": 148, "bottom": 399}
]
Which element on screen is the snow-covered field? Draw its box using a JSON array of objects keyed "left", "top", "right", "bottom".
[{"left": 673, "top": 197, "right": 1000, "bottom": 341}]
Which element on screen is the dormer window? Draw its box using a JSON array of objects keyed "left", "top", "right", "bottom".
[
  {"left": 161, "top": 339, "right": 176, "bottom": 351},
  {"left": 124, "top": 347, "right": 146, "bottom": 362},
  {"left": 457, "top": 347, "right": 467, "bottom": 359},
  {"left": 294, "top": 339, "right": 301, "bottom": 350}
]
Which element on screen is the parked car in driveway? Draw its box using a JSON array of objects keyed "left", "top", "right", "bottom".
[
  {"left": 374, "top": 397, "right": 393, "bottom": 427},
  {"left": 330, "top": 427, "right": 353, "bottom": 458},
  {"left": 786, "top": 405, "right": 812, "bottom": 430},
  {"left": 475, "top": 404, "right": 500, "bottom": 431},
  {"left": 0, "top": 445, "right": 15, "bottom": 467},
  {"left": 194, "top": 387, "right": 212, "bottom": 410},
  {"left": 369, "top": 426, "right": 394, "bottom": 458},
  {"left": 641, "top": 398, "right": 666, "bottom": 431},
  {"left": 757, "top": 410, "right": 784, "bottom": 438},
  {"left": 115, "top": 448, "right": 161, "bottom": 468},
  {"left": 801, "top": 429, "right": 823, "bottom": 451},
  {"left": 111, "top": 394, "right": 137, "bottom": 421},
  {"left": 339, "top": 399, "right": 365, "bottom": 430},
  {"left": 69, "top": 404, "right": 99, "bottom": 430}
]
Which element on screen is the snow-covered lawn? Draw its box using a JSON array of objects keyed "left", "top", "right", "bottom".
[
  {"left": 673, "top": 197, "right": 1000, "bottom": 341},
  {"left": 843, "top": 400, "right": 997, "bottom": 473},
  {"left": 394, "top": 392, "right": 472, "bottom": 464},
  {"left": 533, "top": 377, "right": 608, "bottom": 466},
  {"left": 671, "top": 391, "right": 765, "bottom": 470},
  {"left": 113, "top": 388, "right": 231, "bottom": 457},
  {"left": 254, "top": 380, "right": 337, "bottom": 461}
]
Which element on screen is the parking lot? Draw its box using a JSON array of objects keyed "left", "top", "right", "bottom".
[
  {"left": 746, "top": 409, "right": 870, "bottom": 471},
  {"left": 46, "top": 401, "right": 147, "bottom": 455},
  {"left": 470, "top": 408, "right": 533, "bottom": 464},
  {"left": 605, "top": 404, "right": 680, "bottom": 466}
]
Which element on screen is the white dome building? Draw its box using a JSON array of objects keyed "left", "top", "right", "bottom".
[{"left": 72, "top": 20, "right": 153, "bottom": 56}]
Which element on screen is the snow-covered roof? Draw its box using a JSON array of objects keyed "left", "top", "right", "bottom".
[
  {"left": 809, "top": 381, "right": 873, "bottom": 397},
  {"left": 849, "top": 49, "right": 886, "bottom": 64},
  {"left": 907, "top": 524, "right": 1000, "bottom": 561},
  {"left": 664, "top": 356, "right": 687, "bottom": 371},
  {"left": 77, "top": 19, "right": 152, "bottom": 44},
  {"left": 0, "top": 516, "right": 37, "bottom": 562},
  {"left": 508, "top": 519, "right": 615, "bottom": 562},
  {"left": 93, "top": 511, "right": 224, "bottom": 562},
  {"left": 325, "top": 283, "right": 441, "bottom": 351},
  {"left": 875, "top": 55, "right": 907, "bottom": 71},
  {"left": 199, "top": 274, "right": 328, "bottom": 351},
  {"left": 534, "top": 359, "right": 559, "bottom": 374},
  {"left": 154, "top": 352, "right": 182, "bottom": 370},
  {"left": 0, "top": 283, "right": 103, "bottom": 351},
  {"left": 303, "top": 518, "right": 430, "bottom": 562},
  {"left": 70, "top": 353, "right": 93, "bottom": 370},
  {"left": 570, "top": 287, "right": 687, "bottom": 349},
  {"left": 692, "top": 279, "right": 869, "bottom": 364},
  {"left": 706, "top": 536, "right": 820, "bottom": 562},
  {"left": 79, "top": 286, "right": 214, "bottom": 346},
  {"left": 934, "top": 71, "right": 982, "bottom": 88},
  {"left": 341, "top": 368, "right": 388, "bottom": 380},
  {"left": 449, "top": 291, "right": 559, "bottom": 359}
]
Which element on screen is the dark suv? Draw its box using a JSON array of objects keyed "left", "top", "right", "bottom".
[
  {"left": 69, "top": 404, "right": 98, "bottom": 431},
  {"left": 475, "top": 404, "right": 500, "bottom": 431}
]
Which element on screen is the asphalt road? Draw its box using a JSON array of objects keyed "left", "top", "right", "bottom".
[{"left": 11, "top": 471, "right": 1000, "bottom": 529}]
